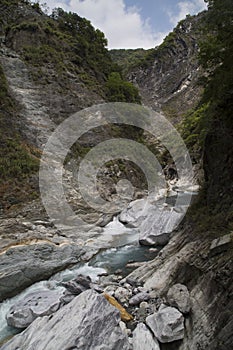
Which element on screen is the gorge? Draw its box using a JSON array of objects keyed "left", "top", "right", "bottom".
[{"left": 0, "top": 0, "right": 233, "bottom": 349}]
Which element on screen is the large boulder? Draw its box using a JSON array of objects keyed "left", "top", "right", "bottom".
[
  {"left": 133, "top": 323, "right": 160, "bottom": 350},
  {"left": 139, "top": 207, "right": 184, "bottom": 246},
  {"left": 0, "top": 243, "right": 83, "bottom": 302},
  {"left": 1, "top": 290, "right": 130, "bottom": 350},
  {"left": 146, "top": 304, "right": 184, "bottom": 343},
  {"left": 6, "top": 290, "right": 63, "bottom": 329},
  {"left": 119, "top": 198, "right": 154, "bottom": 227},
  {"left": 167, "top": 283, "right": 191, "bottom": 314},
  {"left": 119, "top": 194, "right": 186, "bottom": 247}
]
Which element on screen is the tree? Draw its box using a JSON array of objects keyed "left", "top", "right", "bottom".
[
  {"left": 105, "top": 72, "right": 141, "bottom": 103},
  {"left": 199, "top": 0, "right": 233, "bottom": 111}
]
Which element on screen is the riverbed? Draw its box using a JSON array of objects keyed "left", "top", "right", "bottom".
[{"left": 0, "top": 190, "right": 198, "bottom": 345}]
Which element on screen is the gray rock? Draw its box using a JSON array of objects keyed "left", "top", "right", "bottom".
[
  {"left": 6, "top": 290, "right": 63, "bottom": 329},
  {"left": 2, "top": 290, "right": 130, "bottom": 350},
  {"left": 60, "top": 290, "right": 76, "bottom": 305},
  {"left": 140, "top": 302, "right": 149, "bottom": 309},
  {"left": 0, "top": 243, "right": 83, "bottom": 302},
  {"left": 91, "top": 283, "right": 104, "bottom": 293},
  {"left": 127, "top": 227, "right": 233, "bottom": 349},
  {"left": 129, "top": 292, "right": 150, "bottom": 306},
  {"left": 62, "top": 274, "right": 103, "bottom": 297},
  {"left": 96, "top": 214, "right": 114, "bottom": 227},
  {"left": 139, "top": 207, "right": 184, "bottom": 246},
  {"left": 62, "top": 274, "right": 92, "bottom": 295},
  {"left": 209, "top": 233, "right": 233, "bottom": 257},
  {"left": 167, "top": 283, "right": 191, "bottom": 314},
  {"left": 119, "top": 199, "right": 152, "bottom": 227},
  {"left": 120, "top": 195, "right": 185, "bottom": 246},
  {"left": 62, "top": 280, "right": 86, "bottom": 295},
  {"left": 74, "top": 274, "right": 92, "bottom": 288},
  {"left": 114, "top": 287, "right": 132, "bottom": 304},
  {"left": 125, "top": 277, "right": 142, "bottom": 288},
  {"left": 120, "top": 321, "right": 131, "bottom": 336},
  {"left": 133, "top": 323, "right": 160, "bottom": 350},
  {"left": 146, "top": 304, "right": 184, "bottom": 343}
]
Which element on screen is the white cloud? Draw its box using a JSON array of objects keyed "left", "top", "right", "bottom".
[
  {"left": 168, "top": 0, "right": 207, "bottom": 26},
  {"left": 36, "top": 0, "right": 166, "bottom": 49}
]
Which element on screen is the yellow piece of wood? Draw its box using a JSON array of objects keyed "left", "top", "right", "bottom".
[{"left": 103, "top": 293, "right": 134, "bottom": 322}]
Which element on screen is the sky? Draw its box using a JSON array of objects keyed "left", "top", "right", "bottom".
[{"left": 37, "top": 0, "right": 208, "bottom": 49}]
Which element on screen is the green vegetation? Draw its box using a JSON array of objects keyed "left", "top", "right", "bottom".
[
  {"left": 180, "top": 103, "right": 209, "bottom": 152},
  {"left": 159, "top": 31, "right": 177, "bottom": 50},
  {"left": 0, "top": 138, "right": 39, "bottom": 181},
  {"left": 105, "top": 72, "right": 141, "bottom": 103},
  {"left": 0, "top": 2, "right": 140, "bottom": 102},
  {"left": 12, "top": 21, "right": 40, "bottom": 32},
  {"left": 109, "top": 48, "right": 150, "bottom": 74},
  {"left": 0, "top": 1, "right": 142, "bottom": 209},
  {"left": 130, "top": 49, "right": 156, "bottom": 70},
  {"left": 182, "top": 0, "right": 233, "bottom": 229}
]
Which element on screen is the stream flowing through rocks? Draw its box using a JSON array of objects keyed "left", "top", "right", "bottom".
[{"left": 0, "top": 189, "right": 198, "bottom": 346}]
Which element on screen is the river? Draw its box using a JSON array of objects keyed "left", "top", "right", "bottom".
[{"left": 0, "top": 190, "right": 198, "bottom": 345}]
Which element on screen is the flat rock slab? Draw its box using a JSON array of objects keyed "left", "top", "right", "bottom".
[
  {"left": 146, "top": 304, "right": 184, "bottom": 343},
  {"left": 2, "top": 290, "right": 130, "bottom": 350},
  {"left": 6, "top": 290, "right": 63, "bottom": 328},
  {"left": 0, "top": 242, "right": 83, "bottom": 301}
]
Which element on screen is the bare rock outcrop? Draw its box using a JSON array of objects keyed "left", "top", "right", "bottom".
[{"left": 1, "top": 290, "right": 130, "bottom": 350}]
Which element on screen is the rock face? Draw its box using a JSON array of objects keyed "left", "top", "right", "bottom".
[
  {"left": 139, "top": 207, "right": 184, "bottom": 246},
  {"left": 133, "top": 323, "right": 160, "bottom": 350},
  {"left": 1, "top": 290, "right": 130, "bottom": 350},
  {"left": 6, "top": 290, "right": 63, "bottom": 329},
  {"left": 119, "top": 198, "right": 153, "bottom": 227},
  {"left": 146, "top": 304, "right": 184, "bottom": 343},
  {"left": 127, "top": 228, "right": 233, "bottom": 349},
  {"left": 0, "top": 242, "right": 83, "bottom": 302},
  {"left": 127, "top": 13, "right": 206, "bottom": 118},
  {"left": 167, "top": 283, "right": 191, "bottom": 314},
  {"left": 209, "top": 233, "right": 233, "bottom": 257},
  {"left": 120, "top": 197, "right": 186, "bottom": 246}
]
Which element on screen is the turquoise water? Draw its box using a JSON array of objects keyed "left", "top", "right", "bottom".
[{"left": 0, "top": 191, "right": 197, "bottom": 344}]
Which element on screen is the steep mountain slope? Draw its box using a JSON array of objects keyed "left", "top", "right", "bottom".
[
  {"left": 113, "top": 3, "right": 233, "bottom": 349},
  {"left": 112, "top": 13, "right": 206, "bottom": 122},
  {"left": 0, "top": 1, "right": 232, "bottom": 349},
  {"left": 0, "top": 0, "right": 140, "bottom": 211}
]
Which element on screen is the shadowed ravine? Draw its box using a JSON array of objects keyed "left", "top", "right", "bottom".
[{"left": 0, "top": 1, "right": 233, "bottom": 349}]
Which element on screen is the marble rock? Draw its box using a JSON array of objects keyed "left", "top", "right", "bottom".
[
  {"left": 129, "top": 292, "right": 150, "bottom": 306},
  {"left": 167, "top": 283, "right": 191, "bottom": 314},
  {"left": 2, "top": 290, "right": 130, "bottom": 350},
  {"left": 6, "top": 290, "right": 63, "bottom": 329},
  {"left": 133, "top": 323, "right": 160, "bottom": 350},
  {"left": 146, "top": 304, "right": 184, "bottom": 343}
]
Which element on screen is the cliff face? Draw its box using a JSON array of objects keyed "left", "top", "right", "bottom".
[
  {"left": 112, "top": 13, "right": 206, "bottom": 122},
  {"left": 111, "top": 7, "right": 233, "bottom": 350},
  {"left": 0, "top": 0, "right": 141, "bottom": 210}
]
